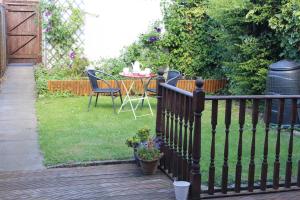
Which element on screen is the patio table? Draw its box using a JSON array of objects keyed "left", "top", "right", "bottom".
[{"left": 118, "top": 72, "right": 155, "bottom": 119}]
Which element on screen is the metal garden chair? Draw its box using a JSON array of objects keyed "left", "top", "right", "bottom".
[
  {"left": 86, "top": 69, "right": 123, "bottom": 113},
  {"left": 141, "top": 69, "right": 181, "bottom": 107}
]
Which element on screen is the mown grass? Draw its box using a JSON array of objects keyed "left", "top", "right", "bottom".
[
  {"left": 36, "top": 96, "right": 156, "bottom": 166},
  {"left": 36, "top": 96, "right": 300, "bottom": 185}
]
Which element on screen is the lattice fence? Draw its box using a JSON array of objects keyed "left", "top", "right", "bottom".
[{"left": 42, "top": 0, "right": 85, "bottom": 68}]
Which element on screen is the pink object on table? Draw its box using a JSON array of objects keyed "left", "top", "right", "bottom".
[{"left": 119, "top": 72, "right": 156, "bottom": 78}]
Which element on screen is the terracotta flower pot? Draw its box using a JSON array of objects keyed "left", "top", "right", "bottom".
[{"left": 139, "top": 158, "right": 160, "bottom": 175}]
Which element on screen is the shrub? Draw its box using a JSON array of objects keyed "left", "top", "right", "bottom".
[
  {"left": 70, "top": 56, "right": 89, "bottom": 77},
  {"left": 161, "top": 0, "right": 225, "bottom": 78},
  {"left": 34, "top": 63, "right": 86, "bottom": 96},
  {"left": 93, "top": 57, "right": 127, "bottom": 77},
  {"left": 119, "top": 22, "right": 170, "bottom": 73}
]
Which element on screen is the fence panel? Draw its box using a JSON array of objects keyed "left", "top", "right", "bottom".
[{"left": 47, "top": 79, "right": 227, "bottom": 95}]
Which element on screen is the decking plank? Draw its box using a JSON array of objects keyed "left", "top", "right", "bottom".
[
  {"left": 1, "top": 163, "right": 300, "bottom": 199},
  {"left": 0, "top": 164, "right": 175, "bottom": 200}
]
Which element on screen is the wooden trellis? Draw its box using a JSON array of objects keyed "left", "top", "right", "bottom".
[{"left": 43, "top": 0, "right": 84, "bottom": 68}]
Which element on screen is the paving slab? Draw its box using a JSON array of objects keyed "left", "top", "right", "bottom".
[
  {"left": 0, "top": 131, "right": 37, "bottom": 141},
  {"left": 0, "top": 66, "right": 44, "bottom": 171}
]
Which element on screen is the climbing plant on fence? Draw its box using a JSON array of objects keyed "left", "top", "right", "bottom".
[{"left": 40, "top": 0, "right": 85, "bottom": 68}]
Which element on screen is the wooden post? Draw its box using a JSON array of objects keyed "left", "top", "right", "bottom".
[
  {"left": 190, "top": 78, "right": 205, "bottom": 199},
  {"left": 155, "top": 68, "right": 165, "bottom": 168},
  {"left": 156, "top": 68, "right": 165, "bottom": 137}
]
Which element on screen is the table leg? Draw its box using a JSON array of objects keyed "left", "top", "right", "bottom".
[
  {"left": 144, "top": 90, "right": 153, "bottom": 116},
  {"left": 118, "top": 80, "right": 137, "bottom": 119}
]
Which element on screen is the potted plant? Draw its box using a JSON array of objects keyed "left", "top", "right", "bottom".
[
  {"left": 136, "top": 127, "right": 150, "bottom": 146},
  {"left": 125, "top": 128, "right": 151, "bottom": 166},
  {"left": 137, "top": 138, "right": 162, "bottom": 175},
  {"left": 125, "top": 135, "right": 140, "bottom": 164}
]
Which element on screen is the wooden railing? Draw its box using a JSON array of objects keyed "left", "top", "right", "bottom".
[
  {"left": 0, "top": 4, "right": 7, "bottom": 79},
  {"left": 47, "top": 79, "right": 227, "bottom": 95},
  {"left": 155, "top": 70, "right": 300, "bottom": 199}
]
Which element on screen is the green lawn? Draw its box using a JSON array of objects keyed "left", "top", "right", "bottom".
[
  {"left": 37, "top": 96, "right": 300, "bottom": 185},
  {"left": 36, "top": 96, "right": 157, "bottom": 166}
]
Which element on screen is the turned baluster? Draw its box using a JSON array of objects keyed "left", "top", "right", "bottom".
[
  {"left": 221, "top": 99, "right": 232, "bottom": 194},
  {"left": 173, "top": 92, "right": 179, "bottom": 178},
  {"left": 177, "top": 94, "right": 184, "bottom": 180},
  {"left": 188, "top": 97, "right": 194, "bottom": 181},
  {"left": 273, "top": 99, "right": 285, "bottom": 189},
  {"left": 208, "top": 100, "right": 218, "bottom": 195},
  {"left": 248, "top": 99, "right": 259, "bottom": 192},
  {"left": 169, "top": 91, "right": 175, "bottom": 175},
  {"left": 260, "top": 99, "right": 272, "bottom": 190},
  {"left": 235, "top": 99, "right": 246, "bottom": 193},
  {"left": 285, "top": 99, "right": 297, "bottom": 188},
  {"left": 182, "top": 95, "right": 189, "bottom": 181},
  {"left": 165, "top": 89, "right": 171, "bottom": 172}
]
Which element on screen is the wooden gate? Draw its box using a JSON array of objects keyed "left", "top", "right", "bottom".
[{"left": 4, "top": 0, "right": 41, "bottom": 64}]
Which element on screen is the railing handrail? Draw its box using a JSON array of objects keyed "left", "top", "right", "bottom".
[
  {"left": 206, "top": 95, "right": 300, "bottom": 100},
  {"left": 160, "top": 82, "right": 193, "bottom": 97},
  {"left": 160, "top": 82, "right": 300, "bottom": 100}
]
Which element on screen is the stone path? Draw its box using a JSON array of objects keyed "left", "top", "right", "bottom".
[{"left": 0, "top": 65, "right": 43, "bottom": 171}]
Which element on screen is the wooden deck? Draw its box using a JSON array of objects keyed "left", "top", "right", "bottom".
[
  {"left": 0, "top": 164, "right": 174, "bottom": 200},
  {"left": 0, "top": 163, "right": 300, "bottom": 200},
  {"left": 223, "top": 191, "right": 300, "bottom": 200}
]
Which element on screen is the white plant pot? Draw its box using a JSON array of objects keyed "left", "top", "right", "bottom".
[{"left": 173, "top": 181, "right": 190, "bottom": 200}]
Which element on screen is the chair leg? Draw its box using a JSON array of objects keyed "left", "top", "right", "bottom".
[
  {"left": 111, "top": 92, "right": 116, "bottom": 114},
  {"left": 88, "top": 93, "right": 93, "bottom": 111},
  {"left": 95, "top": 93, "right": 99, "bottom": 107},
  {"left": 119, "top": 91, "right": 123, "bottom": 104},
  {"left": 141, "top": 92, "right": 146, "bottom": 108}
]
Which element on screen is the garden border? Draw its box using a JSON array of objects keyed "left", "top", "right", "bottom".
[{"left": 47, "top": 159, "right": 136, "bottom": 169}]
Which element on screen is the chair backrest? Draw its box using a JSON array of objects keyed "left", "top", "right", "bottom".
[
  {"left": 86, "top": 69, "right": 100, "bottom": 91},
  {"left": 166, "top": 70, "right": 181, "bottom": 86}
]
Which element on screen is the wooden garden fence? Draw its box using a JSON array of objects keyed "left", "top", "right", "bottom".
[{"left": 47, "top": 79, "right": 227, "bottom": 96}]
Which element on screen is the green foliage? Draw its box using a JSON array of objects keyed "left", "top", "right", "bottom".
[
  {"left": 120, "top": 22, "right": 170, "bottom": 72},
  {"left": 157, "top": 0, "right": 300, "bottom": 94},
  {"left": 40, "top": 0, "right": 84, "bottom": 51},
  {"left": 34, "top": 65, "right": 51, "bottom": 96},
  {"left": 137, "top": 147, "right": 160, "bottom": 161},
  {"left": 269, "top": 0, "right": 300, "bottom": 59},
  {"left": 93, "top": 58, "right": 127, "bottom": 76},
  {"left": 224, "top": 36, "right": 272, "bottom": 94},
  {"left": 136, "top": 128, "right": 151, "bottom": 142},
  {"left": 125, "top": 136, "right": 140, "bottom": 148},
  {"left": 161, "top": 0, "right": 224, "bottom": 78},
  {"left": 40, "top": 0, "right": 85, "bottom": 68},
  {"left": 125, "top": 127, "right": 151, "bottom": 149},
  {"left": 70, "top": 56, "right": 89, "bottom": 77},
  {"left": 34, "top": 64, "right": 86, "bottom": 96}
]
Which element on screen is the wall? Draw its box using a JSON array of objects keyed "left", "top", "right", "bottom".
[{"left": 0, "top": 4, "right": 7, "bottom": 78}]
